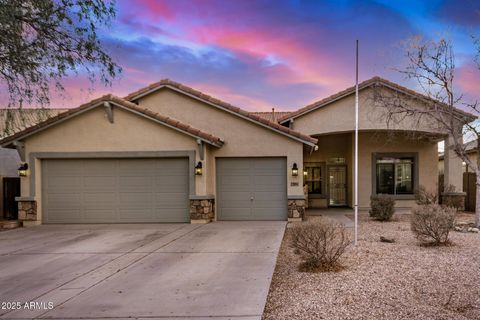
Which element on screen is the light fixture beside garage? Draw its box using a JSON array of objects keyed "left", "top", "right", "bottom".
[
  {"left": 18, "top": 162, "right": 29, "bottom": 177},
  {"left": 195, "top": 161, "right": 203, "bottom": 175},
  {"left": 291, "top": 163, "right": 299, "bottom": 176}
]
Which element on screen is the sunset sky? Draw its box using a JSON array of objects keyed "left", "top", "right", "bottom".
[{"left": 15, "top": 0, "right": 480, "bottom": 111}]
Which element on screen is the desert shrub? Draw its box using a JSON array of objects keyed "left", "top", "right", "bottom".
[
  {"left": 443, "top": 196, "right": 464, "bottom": 210},
  {"left": 415, "top": 185, "right": 438, "bottom": 205},
  {"left": 290, "top": 220, "right": 351, "bottom": 272},
  {"left": 441, "top": 185, "right": 464, "bottom": 209},
  {"left": 411, "top": 204, "right": 456, "bottom": 245},
  {"left": 369, "top": 194, "right": 395, "bottom": 221}
]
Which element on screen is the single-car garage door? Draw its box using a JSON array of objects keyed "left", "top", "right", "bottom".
[
  {"left": 216, "top": 158, "right": 287, "bottom": 220},
  {"left": 42, "top": 158, "right": 189, "bottom": 223}
]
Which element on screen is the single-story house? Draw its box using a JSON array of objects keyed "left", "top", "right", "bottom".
[{"left": 0, "top": 77, "right": 473, "bottom": 225}]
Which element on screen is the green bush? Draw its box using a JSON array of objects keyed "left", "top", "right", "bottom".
[
  {"left": 411, "top": 204, "right": 455, "bottom": 245},
  {"left": 369, "top": 194, "right": 395, "bottom": 221},
  {"left": 290, "top": 220, "right": 351, "bottom": 272}
]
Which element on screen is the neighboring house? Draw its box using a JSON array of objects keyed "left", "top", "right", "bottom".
[
  {"left": 439, "top": 139, "right": 477, "bottom": 174},
  {"left": 0, "top": 77, "right": 473, "bottom": 225},
  {"left": 0, "top": 108, "right": 67, "bottom": 218}
]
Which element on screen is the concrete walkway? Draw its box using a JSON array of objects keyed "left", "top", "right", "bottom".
[
  {"left": 0, "top": 221, "right": 286, "bottom": 319},
  {"left": 306, "top": 208, "right": 355, "bottom": 227}
]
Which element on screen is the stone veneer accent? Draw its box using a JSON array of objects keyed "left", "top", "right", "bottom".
[
  {"left": 190, "top": 198, "right": 215, "bottom": 223},
  {"left": 18, "top": 200, "right": 37, "bottom": 221},
  {"left": 288, "top": 199, "right": 306, "bottom": 221}
]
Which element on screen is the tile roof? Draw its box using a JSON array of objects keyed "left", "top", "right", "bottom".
[
  {"left": 0, "top": 108, "right": 68, "bottom": 139},
  {"left": 0, "top": 95, "right": 225, "bottom": 148},
  {"left": 125, "top": 79, "right": 318, "bottom": 145},
  {"left": 278, "top": 76, "right": 477, "bottom": 123},
  {"left": 250, "top": 111, "right": 292, "bottom": 123}
]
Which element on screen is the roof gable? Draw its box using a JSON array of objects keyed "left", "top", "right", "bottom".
[
  {"left": 279, "top": 76, "right": 476, "bottom": 124},
  {"left": 125, "top": 79, "right": 317, "bottom": 146},
  {"left": 0, "top": 95, "right": 224, "bottom": 148}
]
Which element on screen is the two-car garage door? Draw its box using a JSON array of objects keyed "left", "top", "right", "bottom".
[{"left": 42, "top": 158, "right": 189, "bottom": 223}]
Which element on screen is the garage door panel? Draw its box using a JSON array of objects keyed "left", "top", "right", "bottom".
[
  {"left": 46, "top": 193, "right": 82, "bottom": 208},
  {"left": 119, "top": 176, "right": 155, "bottom": 191},
  {"left": 154, "top": 208, "right": 187, "bottom": 219},
  {"left": 155, "top": 176, "right": 187, "bottom": 190},
  {"left": 219, "top": 208, "right": 252, "bottom": 220},
  {"left": 154, "top": 183, "right": 186, "bottom": 193},
  {"left": 154, "top": 193, "right": 188, "bottom": 208},
  {"left": 47, "top": 176, "right": 83, "bottom": 191},
  {"left": 252, "top": 208, "right": 285, "bottom": 219},
  {"left": 254, "top": 191, "right": 285, "bottom": 201},
  {"left": 217, "top": 158, "right": 287, "bottom": 221},
  {"left": 47, "top": 209, "right": 81, "bottom": 222},
  {"left": 46, "top": 160, "right": 83, "bottom": 175},
  {"left": 84, "top": 209, "right": 116, "bottom": 220},
  {"left": 252, "top": 201, "right": 286, "bottom": 209},
  {"left": 83, "top": 176, "right": 117, "bottom": 190},
  {"left": 83, "top": 161, "right": 117, "bottom": 175},
  {"left": 83, "top": 193, "right": 116, "bottom": 208},
  {"left": 253, "top": 174, "right": 285, "bottom": 183},
  {"left": 118, "top": 160, "right": 154, "bottom": 175},
  {"left": 43, "top": 158, "right": 189, "bottom": 223},
  {"left": 119, "top": 208, "right": 153, "bottom": 220},
  {"left": 155, "top": 158, "right": 188, "bottom": 172},
  {"left": 220, "top": 191, "right": 251, "bottom": 201},
  {"left": 119, "top": 192, "right": 153, "bottom": 208}
]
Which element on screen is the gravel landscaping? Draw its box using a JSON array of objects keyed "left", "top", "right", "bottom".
[{"left": 263, "top": 212, "right": 480, "bottom": 320}]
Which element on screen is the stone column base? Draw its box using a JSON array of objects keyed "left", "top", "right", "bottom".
[
  {"left": 190, "top": 197, "right": 215, "bottom": 223},
  {"left": 441, "top": 192, "right": 466, "bottom": 211},
  {"left": 18, "top": 200, "right": 37, "bottom": 222},
  {"left": 288, "top": 198, "right": 306, "bottom": 221}
]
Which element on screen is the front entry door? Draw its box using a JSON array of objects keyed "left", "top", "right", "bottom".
[{"left": 328, "top": 166, "right": 347, "bottom": 206}]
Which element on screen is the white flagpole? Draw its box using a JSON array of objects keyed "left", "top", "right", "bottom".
[{"left": 354, "top": 40, "right": 359, "bottom": 246}]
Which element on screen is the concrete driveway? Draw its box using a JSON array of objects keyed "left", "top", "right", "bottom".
[{"left": 0, "top": 221, "right": 286, "bottom": 319}]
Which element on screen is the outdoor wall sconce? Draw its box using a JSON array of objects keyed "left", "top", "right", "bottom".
[
  {"left": 195, "top": 161, "right": 203, "bottom": 175},
  {"left": 291, "top": 163, "right": 298, "bottom": 176},
  {"left": 303, "top": 169, "right": 308, "bottom": 177},
  {"left": 18, "top": 162, "right": 29, "bottom": 177}
]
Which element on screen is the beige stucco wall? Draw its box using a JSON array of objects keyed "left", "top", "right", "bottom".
[
  {"left": 305, "top": 132, "right": 438, "bottom": 209},
  {"left": 21, "top": 107, "right": 203, "bottom": 221},
  {"left": 357, "top": 132, "right": 438, "bottom": 209},
  {"left": 439, "top": 152, "right": 476, "bottom": 174},
  {"left": 137, "top": 88, "right": 305, "bottom": 196},
  {"left": 291, "top": 87, "right": 446, "bottom": 136}
]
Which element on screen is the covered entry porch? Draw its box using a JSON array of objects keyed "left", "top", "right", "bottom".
[
  {"left": 303, "top": 132, "right": 353, "bottom": 208},
  {"left": 303, "top": 131, "right": 451, "bottom": 210}
]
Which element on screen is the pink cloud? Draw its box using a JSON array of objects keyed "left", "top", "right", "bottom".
[{"left": 456, "top": 62, "right": 480, "bottom": 103}]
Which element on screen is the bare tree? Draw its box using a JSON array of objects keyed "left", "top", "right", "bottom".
[{"left": 373, "top": 36, "right": 479, "bottom": 227}]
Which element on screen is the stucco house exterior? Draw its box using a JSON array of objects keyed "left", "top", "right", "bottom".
[
  {"left": 0, "top": 77, "right": 473, "bottom": 225},
  {"left": 439, "top": 139, "right": 477, "bottom": 174}
]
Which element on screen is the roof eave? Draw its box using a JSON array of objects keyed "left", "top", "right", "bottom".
[{"left": 126, "top": 83, "right": 317, "bottom": 147}]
